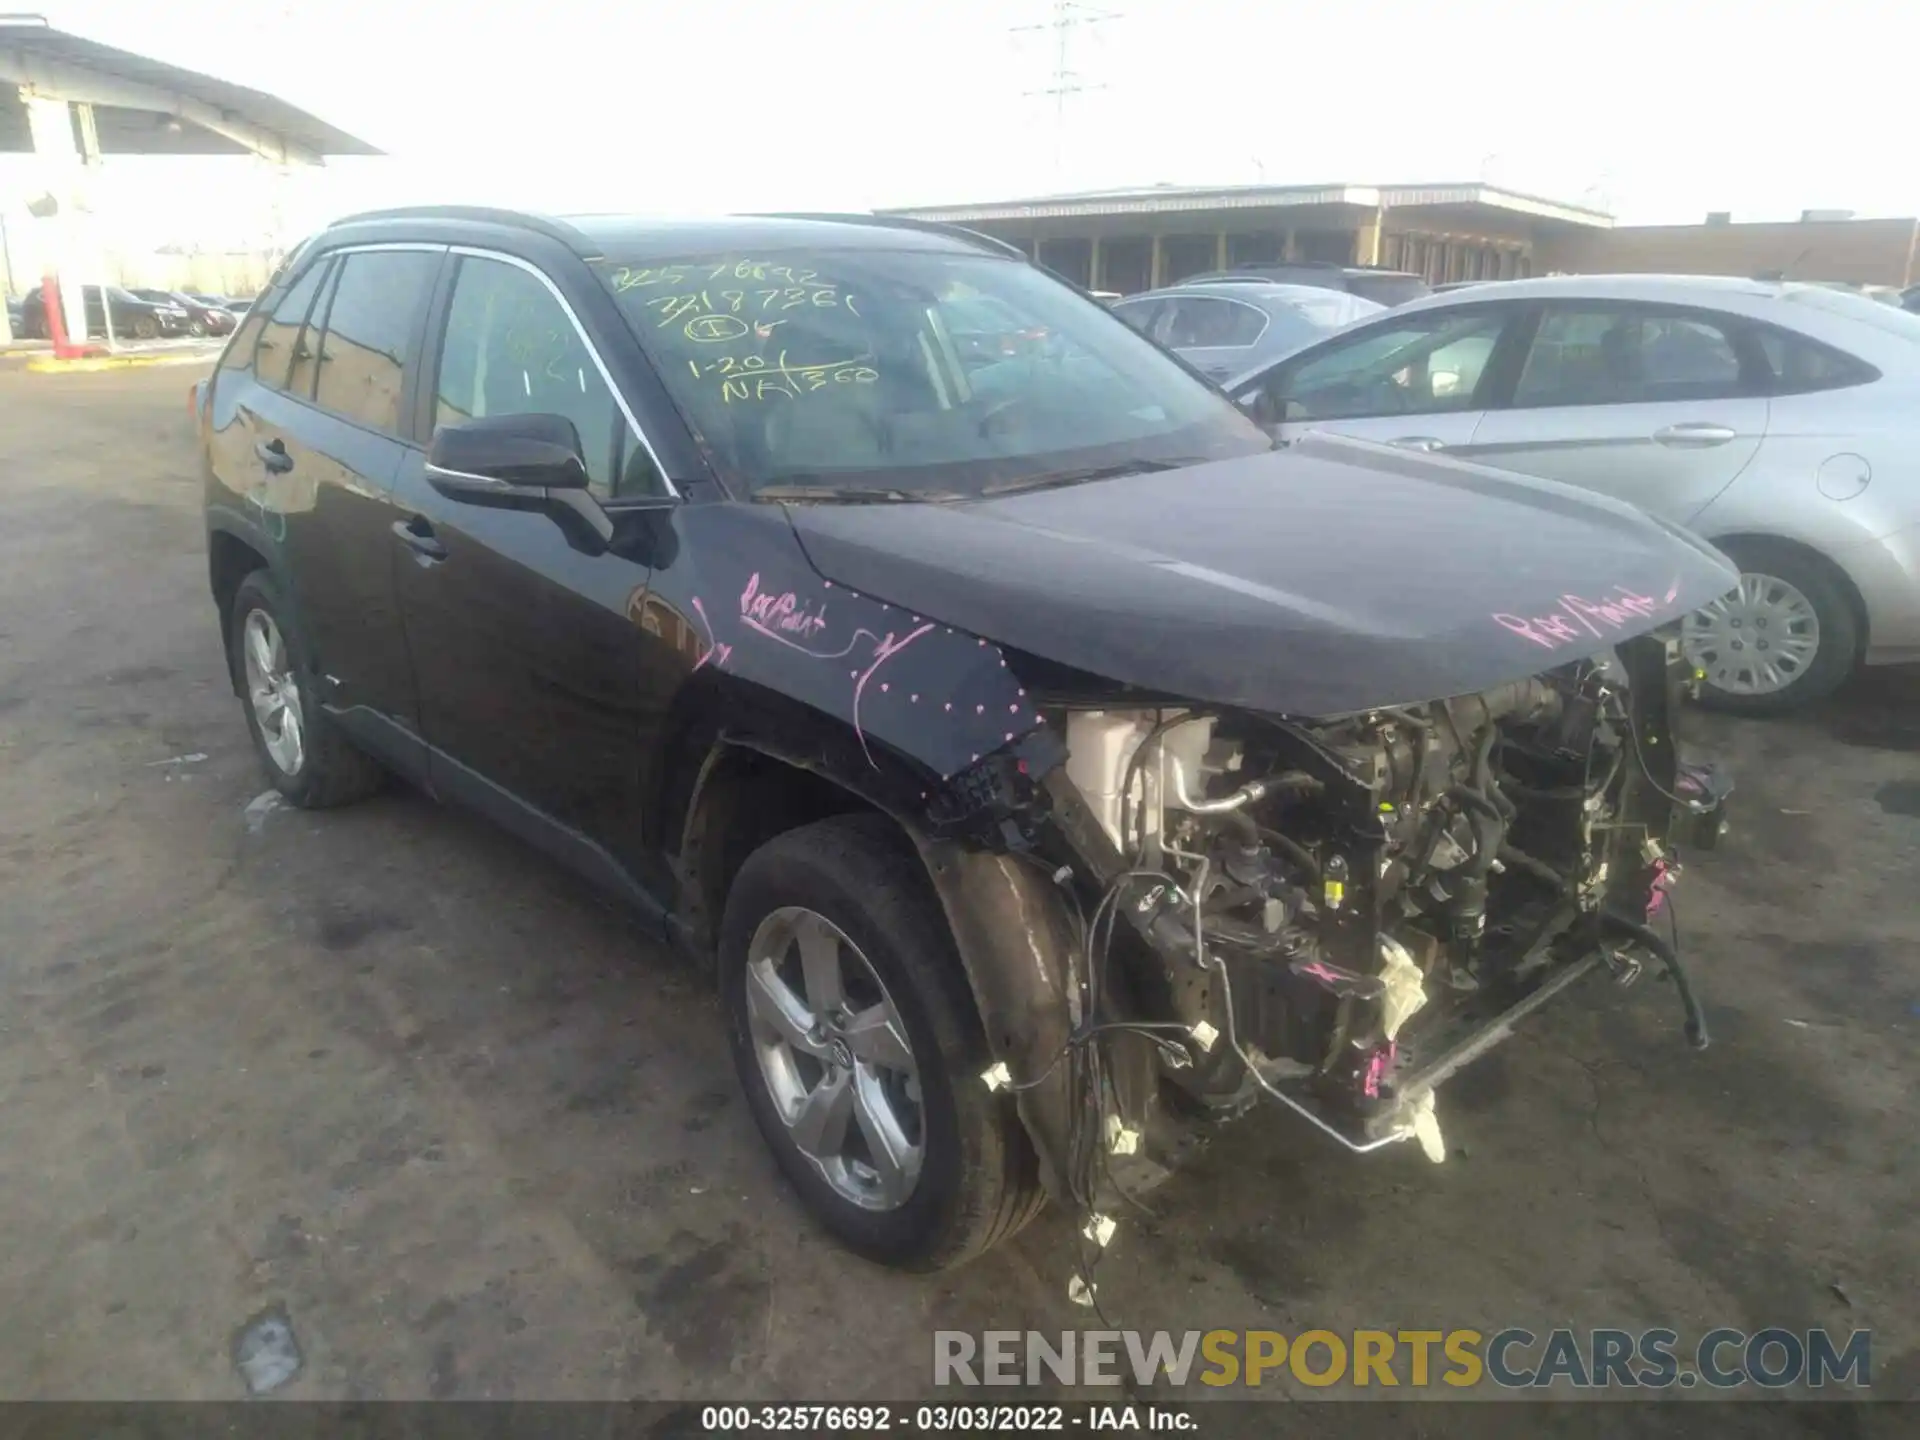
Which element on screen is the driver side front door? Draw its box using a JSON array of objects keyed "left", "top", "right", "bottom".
[{"left": 1235, "top": 304, "right": 1523, "bottom": 454}]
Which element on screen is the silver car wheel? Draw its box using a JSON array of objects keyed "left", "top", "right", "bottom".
[
  {"left": 743, "top": 906, "right": 924, "bottom": 1212},
  {"left": 1683, "top": 571, "right": 1821, "bottom": 697},
  {"left": 242, "top": 609, "right": 306, "bottom": 775}
]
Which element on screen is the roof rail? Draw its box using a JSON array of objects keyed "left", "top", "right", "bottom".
[
  {"left": 749, "top": 212, "right": 1029, "bottom": 261},
  {"left": 320, "top": 205, "right": 590, "bottom": 249}
]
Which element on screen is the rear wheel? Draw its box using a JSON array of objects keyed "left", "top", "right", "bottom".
[
  {"left": 229, "top": 570, "right": 384, "bottom": 808},
  {"left": 1684, "top": 540, "right": 1858, "bottom": 714},
  {"left": 720, "top": 814, "right": 1043, "bottom": 1270}
]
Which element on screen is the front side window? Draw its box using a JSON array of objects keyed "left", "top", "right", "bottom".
[
  {"left": 1512, "top": 307, "right": 1744, "bottom": 408},
  {"left": 593, "top": 248, "right": 1267, "bottom": 497},
  {"left": 253, "top": 259, "right": 331, "bottom": 390},
  {"left": 1268, "top": 308, "right": 1509, "bottom": 420},
  {"left": 313, "top": 251, "right": 437, "bottom": 433},
  {"left": 1163, "top": 297, "right": 1267, "bottom": 349},
  {"left": 434, "top": 255, "right": 660, "bottom": 497}
]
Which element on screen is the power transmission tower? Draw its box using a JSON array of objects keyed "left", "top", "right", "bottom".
[{"left": 1011, "top": 1, "right": 1119, "bottom": 176}]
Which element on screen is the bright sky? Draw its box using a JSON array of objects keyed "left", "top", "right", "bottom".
[{"left": 17, "top": 0, "right": 1920, "bottom": 250}]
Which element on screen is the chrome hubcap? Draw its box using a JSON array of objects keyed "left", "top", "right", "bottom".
[
  {"left": 744, "top": 907, "right": 923, "bottom": 1211},
  {"left": 1683, "top": 572, "right": 1820, "bottom": 696},
  {"left": 242, "top": 609, "right": 305, "bottom": 774}
]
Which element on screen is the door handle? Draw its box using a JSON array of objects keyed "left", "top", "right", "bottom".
[
  {"left": 1653, "top": 422, "right": 1737, "bottom": 448},
  {"left": 392, "top": 516, "right": 448, "bottom": 563},
  {"left": 1391, "top": 435, "right": 1447, "bottom": 452},
  {"left": 254, "top": 438, "right": 294, "bottom": 474}
]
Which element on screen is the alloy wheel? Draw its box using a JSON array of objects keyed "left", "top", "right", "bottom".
[
  {"left": 743, "top": 906, "right": 924, "bottom": 1211},
  {"left": 242, "top": 609, "right": 306, "bottom": 774},
  {"left": 1683, "top": 571, "right": 1821, "bottom": 697}
]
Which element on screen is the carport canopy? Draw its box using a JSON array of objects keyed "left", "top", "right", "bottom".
[{"left": 0, "top": 13, "right": 378, "bottom": 165}]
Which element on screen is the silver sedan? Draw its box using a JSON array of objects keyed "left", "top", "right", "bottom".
[{"left": 1225, "top": 274, "right": 1920, "bottom": 712}]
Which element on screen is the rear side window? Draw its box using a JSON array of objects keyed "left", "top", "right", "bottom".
[
  {"left": 1754, "top": 327, "right": 1879, "bottom": 396},
  {"left": 1110, "top": 298, "right": 1162, "bottom": 336},
  {"left": 251, "top": 260, "right": 330, "bottom": 389},
  {"left": 313, "top": 251, "right": 438, "bottom": 433},
  {"left": 1512, "top": 308, "right": 1746, "bottom": 408},
  {"left": 1163, "top": 297, "right": 1267, "bottom": 348}
]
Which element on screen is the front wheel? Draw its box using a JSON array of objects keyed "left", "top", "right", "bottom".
[
  {"left": 1684, "top": 541, "right": 1858, "bottom": 714},
  {"left": 132, "top": 314, "right": 159, "bottom": 340},
  {"left": 720, "top": 814, "right": 1043, "bottom": 1270}
]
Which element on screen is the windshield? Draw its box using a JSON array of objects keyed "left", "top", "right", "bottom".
[{"left": 595, "top": 248, "right": 1269, "bottom": 497}]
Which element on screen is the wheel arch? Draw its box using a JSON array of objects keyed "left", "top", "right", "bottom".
[
  {"left": 666, "top": 711, "right": 1083, "bottom": 1206},
  {"left": 206, "top": 519, "right": 280, "bottom": 692}
]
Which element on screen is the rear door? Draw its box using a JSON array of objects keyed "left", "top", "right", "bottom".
[
  {"left": 1235, "top": 303, "right": 1524, "bottom": 451},
  {"left": 238, "top": 245, "right": 442, "bottom": 745},
  {"left": 1458, "top": 302, "right": 1770, "bottom": 523}
]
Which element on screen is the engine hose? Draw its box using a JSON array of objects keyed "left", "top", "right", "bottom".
[
  {"left": 1602, "top": 913, "right": 1710, "bottom": 1051},
  {"left": 1256, "top": 825, "right": 1321, "bottom": 882}
]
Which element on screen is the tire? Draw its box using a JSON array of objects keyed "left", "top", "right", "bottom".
[
  {"left": 1686, "top": 539, "right": 1859, "bottom": 715},
  {"left": 132, "top": 315, "right": 159, "bottom": 340},
  {"left": 720, "top": 814, "right": 1043, "bottom": 1270},
  {"left": 189, "top": 319, "right": 207, "bottom": 338},
  {"left": 228, "top": 570, "right": 384, "bottom": 808}
]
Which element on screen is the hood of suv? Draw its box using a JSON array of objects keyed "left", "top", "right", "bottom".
[{"left": 783, "top": 433, "right": 1738, "bottom": 716}]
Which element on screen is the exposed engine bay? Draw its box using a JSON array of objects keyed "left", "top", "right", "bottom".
[{"left": 962, "top": 630, "right": 1732, "bottom": 1237}]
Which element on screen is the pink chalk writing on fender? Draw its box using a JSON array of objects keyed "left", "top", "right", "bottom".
[
  {"left": 1494, "top": 584, "right": 1672, "bottom": 651},
  {"left": 740, "top": 572, "right": 829, "bottom": 640},
  {"left": 689, "top": 596, "right": 732, "bottom": 672}
]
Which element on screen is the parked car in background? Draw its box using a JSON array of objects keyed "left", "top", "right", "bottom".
[
  {"left": 129, "top": 288, "right": 237, "bottom": 337},
  {"left": 193, "top": 293, "right": 254, "bottom": 314},
  {"left": 5, "top": 292, "right": 22, "bottom": 336},
  {"left": 1226, "top": 274, "right": 1920, "bottom": 712},
  {"left": 13, "top": 284, "right": 193, "bottom": 341},
  {"left": 1180, "top": 261, "right": 1432, "bottom": 307},
  {"left": 1111, "top": 280, "right": 1383, "bottom": 379}
]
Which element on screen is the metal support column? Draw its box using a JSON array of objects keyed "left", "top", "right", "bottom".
[
  {"left": 1088, "top": 234, "right": 1102, "bottom": 291},
  {"left": 1149, "top": 234, "right": 1164, "bottom": 289}
]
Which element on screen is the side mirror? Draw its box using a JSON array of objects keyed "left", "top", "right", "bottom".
[
  {"left": 1235, "top": 385, "right": 1287, "bottom": 427},
  {"left": 426, "top": 413, "right": 590, "bottom": 499}
]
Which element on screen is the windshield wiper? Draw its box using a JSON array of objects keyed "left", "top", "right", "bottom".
[
  {"left": 754, "top": 483, "right": 960, "bottom": 504},
  {"left": 977, "top": 458, "right": 1191, "bottom": 497}
]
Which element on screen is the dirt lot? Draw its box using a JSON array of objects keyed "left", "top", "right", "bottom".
[{"left": 0, "top": 366, "right": 1914, "bottom": 1416}]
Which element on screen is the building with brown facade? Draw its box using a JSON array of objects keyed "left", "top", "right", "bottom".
[{"left": 883, "top": 184, "right": 1920, "bottom": 294}]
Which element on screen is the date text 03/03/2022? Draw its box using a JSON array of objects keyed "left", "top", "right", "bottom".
[{"left": 698, "top": 1404, "right": 1195, "bottom": 1432}]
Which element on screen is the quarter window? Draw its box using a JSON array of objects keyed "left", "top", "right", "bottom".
[
  {"left": 1512, "top": 308, "right": 1744, "bottom": 408},
  {"left": 1754, "top": 327, "right": 1878, "bottom": 395},
  {"left": 433, "top": 255, "right": 660, "bottom": 497},
  {"left": 313, "top": 251, "right": 438, "bottom": 433},
  {"left": 252, "top": 260, "right": 330, "bottom": 390}
]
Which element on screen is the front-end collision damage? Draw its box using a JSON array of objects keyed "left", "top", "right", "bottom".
[{"left": 898, "top": 625, "right": 1733, "bottom": 1241}]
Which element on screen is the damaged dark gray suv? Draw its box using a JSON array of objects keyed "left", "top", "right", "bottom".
[{"left": 198, "top": 206, "right": 1735, "bottom": 1273}]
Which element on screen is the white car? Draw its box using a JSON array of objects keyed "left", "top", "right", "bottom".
[{"left": 1225, "top": 275, "right": 1920, "bottom": 712}]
